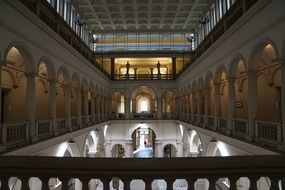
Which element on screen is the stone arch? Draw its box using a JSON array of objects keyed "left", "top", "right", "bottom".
[
  {"left": 248, "top": 39, "right": 279, "bottom": 71},
  {"left": 57, "top": 65, "right": 70, "bottom": 84},
  {"left": 83, "top": 130, "right": 98, "bottom": 157},
  {"left": 37, "top": 57, "right": 56, "bottom": 80},
  {"left": 228, "top": 54, "right": 247, "bottom": 79},
  {"left": 4, "top": 41, "right": 35, "bottom": 73}
]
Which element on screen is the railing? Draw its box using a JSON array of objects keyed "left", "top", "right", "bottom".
[
  {"left": 254, "top": 120, "right": 282, "bottom": 146},
  {"left": 1, "top": 122, "right": 30, "bottom": 147},
  {"left": 88, "top": 115, "right": 93, "bottom": 125},
  {"left": 198, "top": 115, "right": 205, "bottom": 127},
  {"left": 71, "top": 116, "right": 79, "bottom": 131},
  {"left": 81, "top": 116, "right": 87, "bottom": 128},
  {"left": 36, "top": 120, "right": 52, "bottom": 139},
  {"left": 217, "top": 117, "right": 227, "bottom": 133},
  {"left": 162, "top": 113, "right": 176, "bottom": 120},
  {"left": 206, "top": 116, "right": 215, "bottom": 130},
  {"left": 131, "top": 113, "right": 156, "bottom": 119},
  {"left": 193, "top": 114, "right": 198, "bottom": 124},
  {"left": 94, "top": 114, "right": 101, "bottom": 123},
  {"left": 233, "top": 118, "right": 248, "bottom": 139},
  {"left": 0, "top": 155, "right": 284, "bottom": 190},
  {"left": 57, "top": 118, "right": 67, "bottom": 134},
  {"left": 111, "top": 113, "right": 126, "bottom": 120},
  {"left": 113, "top": 74, "right": 175, "bottom": 80}
]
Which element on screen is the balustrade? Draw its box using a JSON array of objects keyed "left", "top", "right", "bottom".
[
  {"left": 71, "top": 117, "right": 79, "bottom": 131},
  {"left": 254, "top": 120, "right": 282, "bottom": 146},
  {"left": 198, "top": 115, "right": 205, "bottom": 127},
  {"left": 132, "top": 113, "right": 156, "bottom": 119},
  {"left": 206, "top": 116, "right": 215, "bottom": 130},
  {"left": 36, "top": 120, "right": 52, "bottom": 139},
  {"left": 0, "top": 155, "right": 283, "bottom": 190},
  {"left": 81, "top": 116, "right": 87, "bottom": 127},
  {"left": 2, "top": 122, "right": 30, "bottom": 147},
  {"left": 233, "top": 118, "right": 248, "bottom": 139},
  {"left": 217, "top": 117, "right": 227, "bottom": 133},
  {"left": 57, "top": 118, "right": 67, "bottom": 134},
  {"left": 162, "top": 113, "right": 176, "bottom": 119}
]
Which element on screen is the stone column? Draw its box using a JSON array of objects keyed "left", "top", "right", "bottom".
[
  {"left": 77, "top": 87, "right": 82, "bottom": 126},
  {"left": 247, "top": 70, "right": 257, "bottom": 141},
  {"left": 214, "top": 82, "right": 221, "bottom": 130},
  {"left": 134, "top": 68, "right": 137, "bottom": 79},
  {"left": 190, "top": 92, "right": 195, "bottom": 120},
  {"left": 49, "top": 79, "right": 57, "bottom": 136},
  {"left": 227, "top": 77, "right": 235, "bottom": 135},
  {"left": 104, "top": 140, "right": 112, "bottom": 157},
  {"left": 150, "top": 68, "right": 154, "bottom": 79},
  {"left": 125, "top": 96, "right": 130, "bottom": 119},
  {"left": 91, "top": 93, "right": 95, "bottom": 123},
  {"left": 176, "top": 140, "right": 183, "bottom": 157},
  {"left": 186, "top": 94, "right": 190, "bottom": 120},
  {"left": 111, "top": 58, "right": 115, "bottom": 80},
  {"left": 155, "top": 141, "right": 163, "bottom": 157},
  {"left": 281, "top": 62, "right": 285, "bottom": 143},
  {"left": 26, "top": 72, "right": 36, "bottom": 141},
  {"left": 172, "top": 57, "right": 176, "bottom": 79},
  {"left": 131, "top": 99, "right": 136, "bottom": 113},
  {"left": 65, "top": 84, "right": 71, "bottom": 131},
  {"left": 157, "top": 95, "right": 162, "bottom": 119},
  {"left": 204, "top": 88, "right": 209, "bottom": 116}
]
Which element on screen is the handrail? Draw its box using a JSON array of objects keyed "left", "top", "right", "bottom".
[{"left": 0, "top": 155, "right": 284, "bottom": 179}]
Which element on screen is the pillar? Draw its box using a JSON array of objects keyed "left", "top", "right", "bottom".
[
  {"left": 247, "top": 70, "right": 257, "bottom": 141},
  {"left": 134, "top": 68, "right": 137, "bottom": 79},
  {"left": 26, "top": 72, "right": 36, "bottom": 141},
  {"left": 65, "top": 84, "right": 71, "bottom": 131},
  {"left": 150, "top": 68, "right": 154, "bottom": 79},
  {"left": 104, "top": 141, "right": 112, "bottom": 157},
  {"left": 172, "top": 57, "right": 176, "bottom": 79},
  {"left": 91, "top": 93, "right": 95, "bottom": 123},
  {"left": 157, "top": 95, "right": 162, "bottom": 119},
  {"left": 227, "top": 77, "right": 235, "bottom": 135},
  {"left": 176, "top": 141, "right": 183, "bottom": 157},
  {"left": 191, "top": 92, "right": 195, "bottom": 120},
  {"left": 77, "top": 87, "right": 82, "bottom": 126},
  {"left": 214, "top": 82, "right": 221, "bottom": 130},
  {"left": 83, "top": 90, "right": 88, "bottom": 116},
  {"left": 131, "top": 99, "right": 136, "bottom": 113},
  {"left": 281, "top": 62, "right": 285, "bottom": 143},
  {"left": 111, "top": 58, "right": 115, "bottom": 80},
  {"left": 49, "top": 79, "right": 57, "bottom": 136},
  {"left": 125, "top": 96, "right": 130, "bottom": 119},
  {"left": 205, "top": 88, "right": 209, "bottom": 116}
]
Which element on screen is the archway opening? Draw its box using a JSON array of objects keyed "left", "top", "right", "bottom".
[{"left": 131, "top": 124, "right": 156, "bottom": 158}]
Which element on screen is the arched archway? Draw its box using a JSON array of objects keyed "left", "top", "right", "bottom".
[
  {"left": 162, "top": 90, "right": 176, "bottom": 119},
  {"left": 249, "top": 41, "right": 282, "bottom": 144},
  {"left": 111, "top": 91, "right": 125, "bottom": 119},
  {"left": 130, "top": 85, "right": 157, "bottom": 119},
  {"left": 131, "top": 124, "right": 157, "bottom": 158}
]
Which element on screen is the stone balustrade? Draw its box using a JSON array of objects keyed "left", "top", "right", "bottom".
[{"left": 0, "top": 155, "right": 284, "bottom": 190}]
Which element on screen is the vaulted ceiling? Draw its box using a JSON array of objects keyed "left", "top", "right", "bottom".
[{"left": 74, "top": 0, "right": 211, "bottom": 33}]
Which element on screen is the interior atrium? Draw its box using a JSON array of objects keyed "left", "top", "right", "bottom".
[{"left": 0, "top": 0, "right": 285, "bottom": 189}]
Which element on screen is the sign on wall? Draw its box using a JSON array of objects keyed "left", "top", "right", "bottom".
[{"left": 235, "top": 101, "right": 243, "bottom": 108}]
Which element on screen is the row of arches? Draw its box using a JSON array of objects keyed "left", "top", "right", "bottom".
[
  {"left": 179, "top": 39, "right": 284, "bottom": 145},
  {"left": 1, "top": 42, "right": 110, "bottom": 144}
]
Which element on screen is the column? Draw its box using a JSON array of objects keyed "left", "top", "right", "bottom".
[
  {"left": 176, "top": 140, "right": 183, "bottom": 157},
  {"left": 150, "top": 68, "right": 154, "bottom": 79},
  {"left": 214, "top": 82, "right": 221, "bottom": 130},
  {"left": 77, "top": 87, "right": 82, "bottom": 126},
  {"left": 104, "top": 140, "right": 112, "bottom": 157},
  {"left": 197, "top": 90, "right": 202, "bottom": 122},
  {"left": 65, "top": 84, "right": 71, "bottom": 131},
  {"left": 131, "top": 99, "right": 136, "bottom": 114},
  {"left": 125, "top": 140, "right": 133, "bottom": 157},
  {"left": 281, "top": 62, "right": 285, "bottom": 144},
  {"left": 134, "top": 68, "right": 137, "bottom": 79},
  {"left": 91, "top": 93, "right": 95, "bottom": 123},
  {"left": 204, "top": 88, "right": 209, "bottom": 116},
  {"left": 156, "top": 141, "right": 163, "bottom": 157},
  {"left": 186, "top": 94, "right": 190, "bottom": 120},
  {"left": 49, "top": 79, "right": 57, "bottom": 136},
  {"left": 247, "top": 71, "right": 257, "bottom": 141},
  {"left": 157, "top": 95, "right": 162, "bottom": 119},
  {"left": 227, "top": 77, "right": 235, "bottom": 135},
  {"left": 125, "top": 96, "right": 130, "bottom": 119},
  {"left": 111, "top": 58, "right": 115, "bottom": 80},
  {"left": 172, "top": 57, "right": 176, "bottom": 79},
  {"left": 26, "top": 72, "right": 36, "bottom": 141},
  {"left": 191, "top": 92, "right": 195, "bottom": 121}
]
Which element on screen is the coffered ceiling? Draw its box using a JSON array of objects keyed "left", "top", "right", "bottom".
[{"left": 73, "top": 0, "right": 211, "bottom": 33}]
